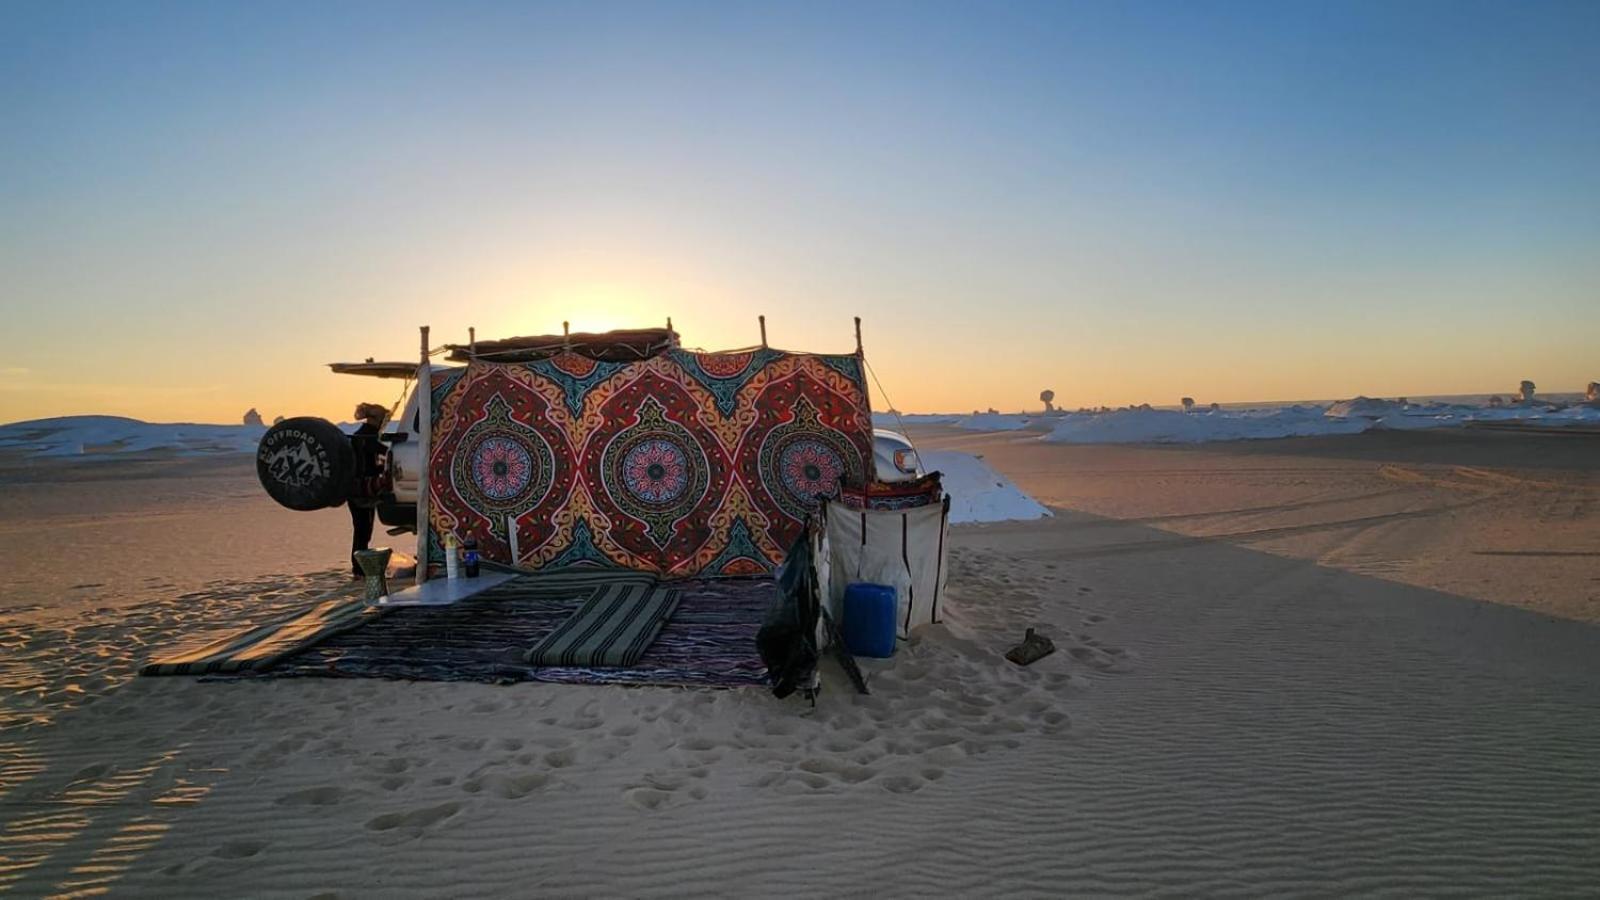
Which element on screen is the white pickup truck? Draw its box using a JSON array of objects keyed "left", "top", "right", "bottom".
[{"left": 256, "top": 340, "right": 923, "bottom": 530}]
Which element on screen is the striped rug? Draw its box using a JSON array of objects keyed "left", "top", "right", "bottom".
[
  {"left": 227, "top": 577, "right": 769, "bottom": 687},
  {"left": 139, "top": 568, "right": 647, "bottom": 677},
  {"left": 140, "top": 595, "right": 385, "bottom": 676},
  {"left": 526, "top": 583, "right": 681, "bottom": 668},
  {"left": 483, "top": 564, "right": 658, "bottom": 593}
]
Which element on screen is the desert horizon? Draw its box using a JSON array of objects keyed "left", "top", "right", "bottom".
[
  {"left": 5, "top": 386, "right": 1599, "bottom": 428},
  {"left": 6, "top": 1, "right": 1599, "bottom": 897}
]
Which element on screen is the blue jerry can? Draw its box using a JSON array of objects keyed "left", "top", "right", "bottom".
[{"left": 842, "top": 582, "right": 898, "bottom": 658}]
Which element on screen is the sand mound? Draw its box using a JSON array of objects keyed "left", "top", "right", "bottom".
[
  {"left": 1044, "top": 407, "right": 1371, "bottom": 444},
  {"left": 0, "top": 416, "right": 266, "bottom": 458},
  {"left": 921, "top": 450, "right": 1051, "bottom": 523},
  {"left": 955, "top": 413, "right": 1037, "bottom": 432}
]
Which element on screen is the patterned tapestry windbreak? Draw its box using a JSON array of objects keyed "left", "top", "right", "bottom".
[{"left": 426, "top": 348, "right": 874, "bottom": 577}]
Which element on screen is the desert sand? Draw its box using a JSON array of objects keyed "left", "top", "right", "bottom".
[
  {"left": 906, "top": 425, "right": 1600, "bottom": 623},
  {"left": 3, "top": 438, "right": 1599, "bottom": 897}
]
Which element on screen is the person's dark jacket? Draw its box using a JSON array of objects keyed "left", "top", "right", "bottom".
[{"left": 350, "top": 422, "right": 386, "bottom": 504}]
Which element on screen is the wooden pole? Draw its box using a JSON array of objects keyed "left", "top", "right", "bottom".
[
  {"left": 468, "top": 326, "right": 476, "bottom": 360},
  {"left": 507, "top": 513, "right": 519, "bottom": 565},
  {"left": 854, "top": 316, "right": 863, "bottom": 357},
  {"left": 759, "top": 315, "right": 767, "bottom": 348},
  {"left": 563, "top": 320, "right": 570, "bottom": 352},
  {"left": 415, "top": 325, "right": 432, "bottom": 586}
]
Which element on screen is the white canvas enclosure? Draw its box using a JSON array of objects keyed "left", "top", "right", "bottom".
[{"left": 817, "top": 497, "right": 951, "bottom": 640}]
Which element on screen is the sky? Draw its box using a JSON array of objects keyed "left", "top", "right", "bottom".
[{"left": 2, "top": 0, "right": 1597, "bottom": 423}]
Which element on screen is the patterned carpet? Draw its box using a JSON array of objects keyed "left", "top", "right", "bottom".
[{"left": 232, "top": 575, "right": 771, "bottom": 688}]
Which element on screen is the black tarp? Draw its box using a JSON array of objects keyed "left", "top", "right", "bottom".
[{"left": 757, "top": 528, "right": 821, "bottom": 698}]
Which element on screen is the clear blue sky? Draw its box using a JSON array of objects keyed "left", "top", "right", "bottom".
[{"left": 2, "top": 0, "right": 1596, "bottom": 421}]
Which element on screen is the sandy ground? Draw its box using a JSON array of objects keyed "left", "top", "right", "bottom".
[
  {"left": 2, "top": 441, "right": 1599, "bottom": 897},
  {"left": 0, "top": 453, "right": 411, "bottom": 622},
  {"left": 906, "top": 425, "right": 1600, "bottom": 623}
]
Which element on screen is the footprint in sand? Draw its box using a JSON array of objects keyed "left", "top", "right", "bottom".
[
  {"left": 623, "top": 769, "right": 712, "bottom": 810},
  {"left": 68, "top": 762, "right": 112, "bottom": 782},
  {"left": 783, "top": 771, "right": 834, "bottom": 792},
  {"left": 796, "top": 757, "right": 878, "bottom": 784},
  {"left": 274, "top": 785, "right": 351, "bottom": 807},
  {"left": 909, "top": 731, "right": 963, "bottom": 751},
  {"left": 367, "top": 756, "right": 412, "bottom": 774},
  {"left": 761, "top": 719, "right": 797, "bottom": 737},
  {"left": 210, "top": 839, "right": 267, "bottom": 859},
  {"left": 556, "top": 700, "right": 606, "bottom": 731},
  {"left": 1068, "top": 646, "right": 1113, "bottom": 668},
  {"left": 1067, "top": 644, "right": 1134, "bottom": 672},
  {"left": 747, "top": 748, "right": 800, "bottom": 766},
  {"left": 364, "top": 801, "right": 461, "bottom": 834},
  {"left": 352, "top": 769, "right": 412, "bottom": 793},
  {"left": 921, "top": 743, "right": 971, "bottom": 766},
  {"left": 493, "top": 773, "right": 550, "bottom": 799},
  {"left": 877, "top": 774, "right": 924, "bottom": 794},
  {"left": 463, "top": 772, "right": 550, "bottom": 799},
  {"left": 623, "top": 787, "right": 676, "bottom": 810}
]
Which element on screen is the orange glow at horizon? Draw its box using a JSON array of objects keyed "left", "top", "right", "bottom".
[{"left": 3, "top": 3, "right": 1597, "bottom": 427}]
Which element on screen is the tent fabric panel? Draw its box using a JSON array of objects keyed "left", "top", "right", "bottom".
[
  {"left": 820, "top": 499, "right": 948, "bottom": 639},
  {"left": 424, "top": 349, "right": 874, "bottom": 578}
]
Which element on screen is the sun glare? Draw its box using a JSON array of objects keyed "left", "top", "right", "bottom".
[{"left": 490, "top": 282, "right": 671, "bottom": 341}]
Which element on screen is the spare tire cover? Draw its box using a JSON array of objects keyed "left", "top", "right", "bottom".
[{"left": 257, "top": 417, "right": 356, "bottom": 511}]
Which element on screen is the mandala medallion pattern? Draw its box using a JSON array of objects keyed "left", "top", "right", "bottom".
[
  {"left": 429, "top": 349, "right": 873, "bottom": 576},
  {"left": 600, "top": 397, "right": 710, "bottom": 549},
  {"left": 471, "top": 436, "right": 533, "bottom": 500},
  {"left": 756, "top": 397, "right": 862, "bottom": 522},
  {"left": 778, "top": 440, "right": 846, "bottom": 499},
  {"left": 623, "top": 440, "right": 690, "bottom": 503},
  {"left": 446, "top": 394, "right": 558, "bottom": 538}
]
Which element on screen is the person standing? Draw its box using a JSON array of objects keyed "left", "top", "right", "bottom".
[{"left": 348, "top": 402, "right": 388, "bottom": 576}]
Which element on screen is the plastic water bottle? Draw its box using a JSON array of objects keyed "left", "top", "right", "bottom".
[
  {"left": 463, "top": 534, "right": 480, "bottom": 578},
  {"left": 445, "top": 533, "right": 461, "bottom": 580}
]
